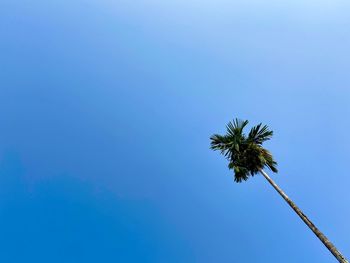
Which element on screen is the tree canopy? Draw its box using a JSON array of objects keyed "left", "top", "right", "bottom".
[{"left": 210, "top": 119, "right": 278, "bottom": 182}]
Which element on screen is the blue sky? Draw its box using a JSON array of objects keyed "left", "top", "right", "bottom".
[{"left": 0, "top": 0, "right": 349, "bottom": 262}]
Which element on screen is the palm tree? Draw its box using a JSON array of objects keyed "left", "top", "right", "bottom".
[{"left": 210, "top": 119, "right": 348, "bottom": 263}]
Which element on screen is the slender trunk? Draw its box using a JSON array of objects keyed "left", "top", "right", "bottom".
[{"left": 259, "top": 169, "right": 348, "bottom": 263}]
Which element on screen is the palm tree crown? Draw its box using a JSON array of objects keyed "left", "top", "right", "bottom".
[{"left": 210, "top": 118, "right": 278, "bottom": 182}]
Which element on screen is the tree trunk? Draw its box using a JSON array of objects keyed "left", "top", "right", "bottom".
[{"left": 259, "top": 169, "right": 348, "bottom": 263}]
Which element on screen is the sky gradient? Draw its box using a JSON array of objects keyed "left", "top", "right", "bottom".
[{"left": 1, "top": 0, "right": 350, "bottom": 262}]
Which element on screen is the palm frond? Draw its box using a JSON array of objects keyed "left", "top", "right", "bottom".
[
  {"left": 210, "top": 134, "right": 230, "bottom": 151},
  {"left": 226, "top": 119, "right": 249, "bottom": 137},
  {"left": 261, "top": 148, "right": 278, "bottom": 173},
  {"left": 248, "top": 123, "right": 273, "bottom": 144}
]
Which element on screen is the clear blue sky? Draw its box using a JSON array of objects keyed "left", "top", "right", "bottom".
[{"left": 0, "top": 0, "right": 349, "bottom": 262}]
